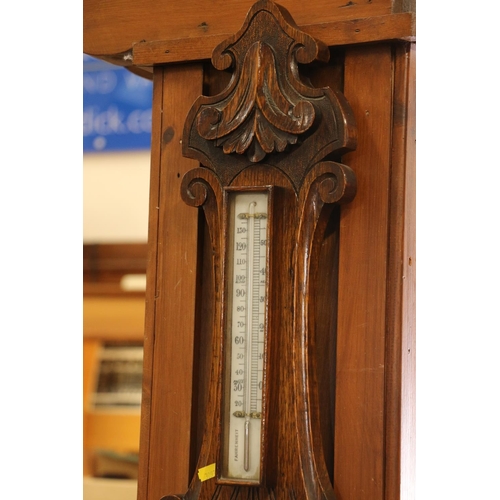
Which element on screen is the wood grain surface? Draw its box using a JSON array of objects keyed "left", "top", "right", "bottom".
[
  {"left": 132, "top": 13, "right": 415, "bottom": 67},
  {"left": 334, "top": 44, "right": 393, "bottom": 500},
  {"left": 84, "top": 0, "right": 403, "bottom": 57},
  {"left": 137, "top": 64, "right": 204, "bottom": 500}
]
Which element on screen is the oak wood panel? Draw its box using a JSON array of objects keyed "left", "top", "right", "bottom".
[
  {"left": 132, "top": 13, "right": 415, "bottom": 67},
  {"left": 334, "top": 45, "right": 393, "bottom": 500},
  {"left": 137, "top": 64, "right": 204, "bottom": 500},
  {"left": 189, "top": 216, "right": 216, "bottom": 479},
  {"left": 84, "top": 0, "right": 394, "bottom": 57},
  {"left": 306, "top": 54, "right": 345, "bottom": 483}
]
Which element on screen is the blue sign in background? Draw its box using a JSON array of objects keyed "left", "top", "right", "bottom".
[{"left": 83, "top": 54, "right": 153, "bottom": 153}]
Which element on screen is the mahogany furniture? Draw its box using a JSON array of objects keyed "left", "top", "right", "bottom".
[{"left": 84, "top": 1, "right": 415, "bottom": 498}]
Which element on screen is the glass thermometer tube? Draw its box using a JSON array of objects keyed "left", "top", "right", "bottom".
[{"left": 223, "top": 191, "right": 269, "bottom": 483}]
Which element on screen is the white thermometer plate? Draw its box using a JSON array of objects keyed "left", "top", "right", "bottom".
[{"left": 221, "top": 190, "right": 270, "bottom": 483}]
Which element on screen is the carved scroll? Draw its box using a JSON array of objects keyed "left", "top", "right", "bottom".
[{"left": 182, "top": 0, "right": 356, "bottom": 190}]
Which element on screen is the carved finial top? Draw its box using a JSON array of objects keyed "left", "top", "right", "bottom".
[
  {"left": 197, "top": 40, "right": 316, "bottom": 163},
  {"left": 183, "top": 0, "right": 357, "bottom": 189},
  {"left": 210, "top": 0, "right": 330, "bottom": 72}
]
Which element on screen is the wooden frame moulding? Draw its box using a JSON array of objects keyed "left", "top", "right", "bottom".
[
  {"left": 131, "top": 13, "right": 414, "bottom": 67},
  {"left": 330, "top": 41, "right": 415, "bottom": 500},
  {"left": 84, "top": 0, "right": 415, "bottom": 59},
  {"left": 138, "top": 63, "right": 205, "bottom": 500}
]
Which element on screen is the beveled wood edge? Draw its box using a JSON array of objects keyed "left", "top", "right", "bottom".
[
  {"left": 85, "top": 51, "right": 153, "bottom": 78},
  {"left": 85, "top": 13, "right": 415, "bottom": 69},
  {"left": 137, "top": 67, "right": 165, "bottom": 500},
  {"left": 384, "top": 42, "right": 415, "bottom": 500}
]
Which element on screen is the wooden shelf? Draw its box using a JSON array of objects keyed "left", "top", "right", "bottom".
[
  {"left": 83, "top": 244, "right": 147, "bottom": 478},
  {"left": 85, "top": 411, "right": 141, "bottom": 452},
  {"left": 83, "top": 296, "right": 145, "bottom": 342}
]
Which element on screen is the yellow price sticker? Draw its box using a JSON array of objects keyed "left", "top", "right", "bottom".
[{"left": 198, "top": 463, "right": 216, "bottom": 482}]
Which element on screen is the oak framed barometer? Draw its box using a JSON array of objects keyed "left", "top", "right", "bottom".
[
  {"left": 167, "top": 0, "right": 357, "bottom": 497},
  {"left": 83, "top": 0, "right": 416, "bottom": 495}
]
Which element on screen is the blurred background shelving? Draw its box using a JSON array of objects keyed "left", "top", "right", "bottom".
[
  {"left": 83, "top": 243, "right": 147, "bottom": 489},
  {"left": 83, "top": 54, "right": 152, "bottom": 499}
]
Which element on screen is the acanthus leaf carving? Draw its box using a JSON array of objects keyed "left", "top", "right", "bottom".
[
  {"left": 183, "top": 0, "right": 357, "bottom": 190},
  {"left": 196, "top": 41, "right": 315, "bottom": 162}
]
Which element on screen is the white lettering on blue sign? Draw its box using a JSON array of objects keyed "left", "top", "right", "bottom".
[
  {"left": 83, "top": 106, "right": 152, "bottom": 137},
  {"left": 83, "top": 55, "right": 153, "bottom": 152}
]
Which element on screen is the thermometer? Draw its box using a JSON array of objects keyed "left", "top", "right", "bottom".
[{"left": 221, "top": 189, "right": 270, "bottom": 483}]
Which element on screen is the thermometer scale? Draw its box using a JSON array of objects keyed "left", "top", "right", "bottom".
[{"left": 221, "top": 189, "right": 271, "bottom": 483}]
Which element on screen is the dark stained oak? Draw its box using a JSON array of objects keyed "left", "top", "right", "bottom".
[{"left": 159, "top": 2, "right": 358, "bottom": 499}]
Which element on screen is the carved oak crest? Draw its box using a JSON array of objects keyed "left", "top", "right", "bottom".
[
  {"left": 182, "top": 0, "right": 356, "bottom": 190},
  {"left": 171, "top": 1, "right": 358, "bottom": 499}
]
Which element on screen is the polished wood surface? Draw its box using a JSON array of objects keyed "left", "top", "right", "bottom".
[
  {"left": 334, "top": 44, "right": 393, "bottom": 500},
  {"left": 84, "top": 0, "right": 414, "bottom": 58},
  {"left": 132, "top": 13, "right": 415, "bottom": 66},
  {"left": 332, "top": 42, "right": 415, "bottom": 500},
  {"left": 137, "top": 64, "right": 204, "bottom": 500}
]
